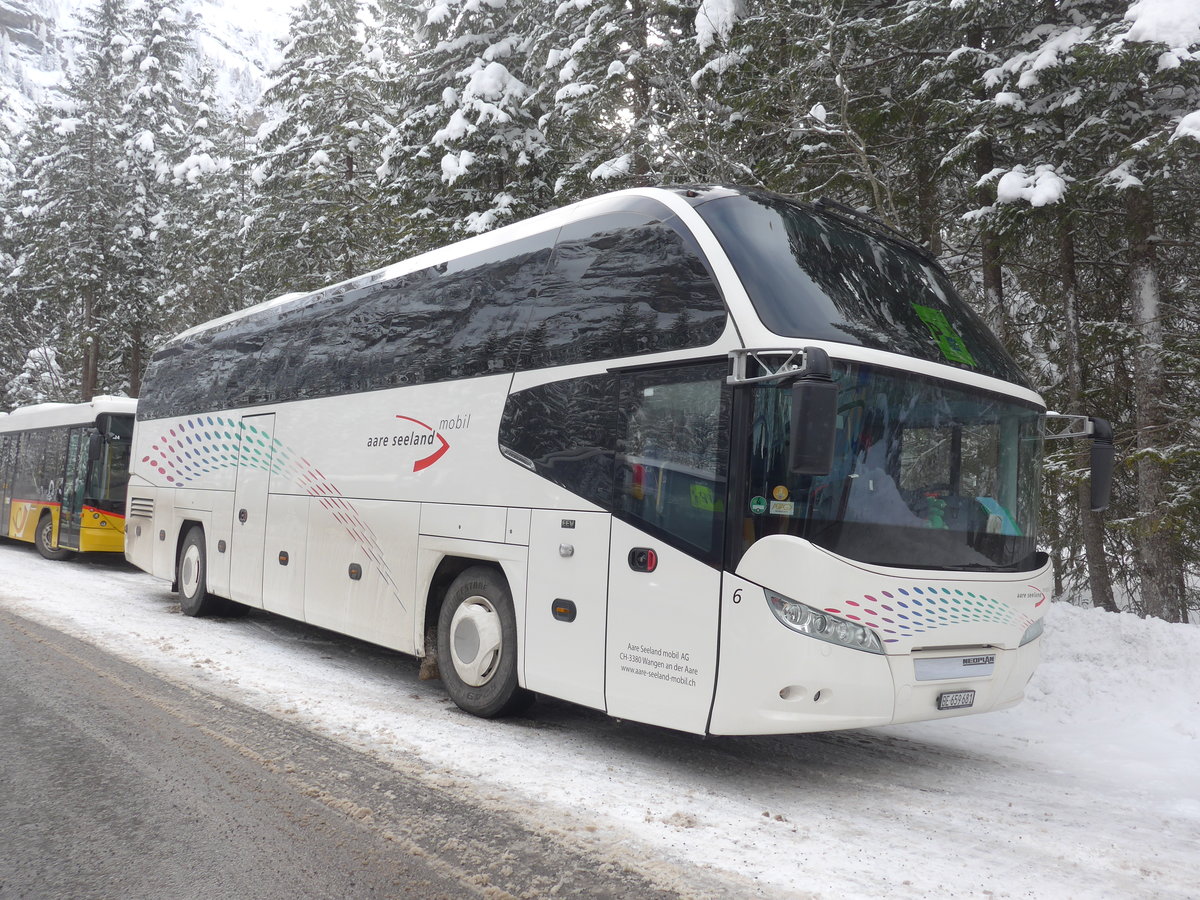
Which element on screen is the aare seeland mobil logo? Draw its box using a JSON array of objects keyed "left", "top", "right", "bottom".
[
  {"left": 1016, "top": 585, "right": 1048, "bottom": 607},
  {"left": 366, "top": 414, "right": 472, "bottom": 472}
]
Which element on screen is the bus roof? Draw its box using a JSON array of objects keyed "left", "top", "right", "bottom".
[
  {"left": 0, "top": 396, "right": 138, "bottom": 433},
  {"left": 165, "top": 186, "right": 719, "bottom": 346}
]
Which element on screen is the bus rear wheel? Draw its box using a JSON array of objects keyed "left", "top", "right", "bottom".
[
  {"left": 177, "top": 527, "right": 227, "bottom": 617},
  {"left": 34, "top": 512, "right": 72, "bottom": 561},
  {"left": 437, "top": 566, "right": 532, "bottom": 718}
]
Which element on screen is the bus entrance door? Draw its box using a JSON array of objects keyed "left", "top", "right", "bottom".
[
  {"left": 229, "top": 414, "right": 275, "bottom": 608},
  {"left": 0, "top": 434, "right": 15, "bottom": 537},
  {"left": 58, "top": 427, "right": 88, "bottom": 550}
]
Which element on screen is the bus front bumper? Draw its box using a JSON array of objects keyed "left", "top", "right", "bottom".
[{"left": 707, "top": 595, "right": 1042, "bottom": 736}]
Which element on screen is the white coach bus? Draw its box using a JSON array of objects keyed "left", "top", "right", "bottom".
[{"left": 125, "top": 186, "right": 1112, "bottom": 735}]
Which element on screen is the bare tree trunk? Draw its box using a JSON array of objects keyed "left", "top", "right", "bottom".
[
  {"left": 973, "top": 137, "right": 1007, "bottom": 346},
  {"left": 81, "top": 283, "right": 98, "bottom": 401},
  {"left": 1059, "top": 207, "right": 1117, "bottom": 612},
  {"left": 344, "top": 150, "right": 356, "bottom": 281},
  {"left": 1126, "top": 186, "right": 1184, "bottom": 622},
  {"left": 913, "top": 107, "right": 941, "bottom": 255},
  {"left": 128, "top": 325, "right": 143, "bottom": 398},
  {"left": 628, "top": 0, "right": 653, "bottom": 184},
  {"left": 967, "top": 26, "right": 1007, "bottom": 346}
]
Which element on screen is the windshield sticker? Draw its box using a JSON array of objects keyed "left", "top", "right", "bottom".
[
  {"left": 769, "top": 500, "right": 795, "bottom": 516},
  {"left": 913, "top": 304, "right": 976, "bottom": 367},
  {"left": 749, "top": 496, "right": 768, "bottom": 515},
  {"left": 772, "top": 485, "right": 790, "bottom": 501},
  {"left": 690, "top": 483, "right": 722, "bottom": 512}
]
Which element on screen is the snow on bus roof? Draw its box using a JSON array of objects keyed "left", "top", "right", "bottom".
[
  {"left": 0, "top": 396, "right": 137, "bottom": 431},
  {"left": 7, "top": 402, "right": 75, "bottom": 416}
]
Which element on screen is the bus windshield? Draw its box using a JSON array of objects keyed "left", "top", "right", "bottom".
[
  {"left": 740, "top": 362, "right": 1044, "bottom": 571},
  {"left": 87, "top": 415, "right": 134, "bottom": 515},
  {"left": 694, "top": 193, "right": 1030, "bottom": 386}
]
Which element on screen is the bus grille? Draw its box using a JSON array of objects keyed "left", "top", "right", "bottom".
[{"left": 128, "top": 497, "right": 155, "bottom": 519}]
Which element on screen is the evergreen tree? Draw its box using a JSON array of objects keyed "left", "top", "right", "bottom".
[
  {"left": 536, "top": 0, "right": 705, "bottom": 194},
  {"left": 9, "top": 0, "right": 133, "bottom": 401},
  {"left": 984, "top": 1, "right": 1200, "bottom": 621},
  {"left": 116, "top": 0, "right": 202, "bottom": 394},
  {"left": 251, "top": 0, "right": 391, "bottom": 292},
  {"left": 376, "top": 0, "right": 555, "bottom": 247},
  {"left": 168, "top": 76, "right": 259, "bottom": 328}
]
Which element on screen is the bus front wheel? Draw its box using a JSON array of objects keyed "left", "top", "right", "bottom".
[
  {"left": 177, "top": 527, "right": 224, "bottom": 617},
  {"left": 35, "top": 512, "right": 72, "bottom": 561},
  {"left": 437, "top": 566, "right": 531, "bottom": 718}
]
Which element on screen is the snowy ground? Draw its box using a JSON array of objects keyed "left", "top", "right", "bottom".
[{"left": 0, "top": 539, "right": 1196, "bottom": 899}]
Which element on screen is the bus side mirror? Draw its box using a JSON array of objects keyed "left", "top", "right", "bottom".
[
  {"left": 1089, "top": 417, "right": 1114, "bottom": 512},
  {"left": 789, "top": 347, "right": 838, "bottom": 475},
  {"left": 88, "top": 432, "right": 103, "bottom": 463}
]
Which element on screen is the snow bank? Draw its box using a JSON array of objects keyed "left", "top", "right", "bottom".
[{"left": 1021, "top": 603, "right": 1200, "bottom": 776}]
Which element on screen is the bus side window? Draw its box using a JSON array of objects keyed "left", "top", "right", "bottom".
[
  {"left": 615, "top": 363, "right": 730, "bottom": 561},
  {"left": 0, "top": 434, "right": 15, "bottom": 489},
  {"left": 14, "top": 430, "right": 47, "bottom": 501},
  {"left": 139, "top": 231, "right": 558, "bottom": 420},
  {"left": 498, "top": 374, "right": 619, "bottom": 509},
  {"left": 525, "top": 213, "right": 727, "bottom": 370}
]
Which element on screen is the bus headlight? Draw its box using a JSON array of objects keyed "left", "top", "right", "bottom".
[
  {"left": 765, "top": 590, "right": 884, "bottom": 654},
  {"left": 1019, "top": 617, "right": 1044, "bottom": 646}
]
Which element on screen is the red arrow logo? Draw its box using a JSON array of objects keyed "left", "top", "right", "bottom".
[{"left": 395, "top": 416, "right": 450, "bottom": 472}]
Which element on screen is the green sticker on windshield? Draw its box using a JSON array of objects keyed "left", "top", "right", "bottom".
[
  {"left": 750, "top": 496, "right": 768, "bottom": 515},
  {"left": 914, "top": 305, "right": 976, "bottom": 367}
]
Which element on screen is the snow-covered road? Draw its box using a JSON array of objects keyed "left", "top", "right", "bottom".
[{"left": 1, "top": 540, "right": 1196, "bottom": 898}]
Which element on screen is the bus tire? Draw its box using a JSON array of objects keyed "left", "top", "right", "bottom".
[
  {"left": 177, "top": 527, "right": 223, "bottom": 617},
  {"left": 34, "top": 512, "right": 72, "bottom": 561},
  {"left": 437, "top": 566, "right": 531, "bottom": 718}
]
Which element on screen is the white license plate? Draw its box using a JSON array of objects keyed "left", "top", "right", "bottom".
[{"left": 937, "top": 690, "right": 976, "bottom": 710}]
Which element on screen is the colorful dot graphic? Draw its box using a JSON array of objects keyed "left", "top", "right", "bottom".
[
  {"left": 142, "top": 417, "right": 403, "bottom": 606},
  {"left": 824, "top": 586, "right": 1035, "bottom": 644}
]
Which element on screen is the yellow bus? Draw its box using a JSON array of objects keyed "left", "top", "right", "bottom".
[{"left": 0, "top": 397, "right": 136, "bottom": 559}]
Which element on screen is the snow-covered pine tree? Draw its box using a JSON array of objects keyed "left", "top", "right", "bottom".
[
  {"left": 4, "top": 346, "right": 72, "bottom": 408},
  {"left": 168, "top": 68, "right": 258, "bottom": 330},
  {"left": 8, "top": 0, "right": 133, "bottom": 401},
  {"left": 116, "top": 0, "right": 202, "bottom": 395},
  {"left": 688, "top": 1, "right": 888, "bottom": 205},
  {"left": 251, "top": 0, "right": 392, "bottom": 293},
  {"left": 536, "top": 0, "right": 708, "bottom": 196},
  {"left": 0, "top": 95, "right": 22, "bottom": 401},
  {"left": 985, "top": 0, "right": 1200, "bottom": 622},
  {"left": 375, "top": 0, "right": 555, "bottom": 247},
  {"left": 965, "top": 0, "right": 1121, "bottom": 610}
]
